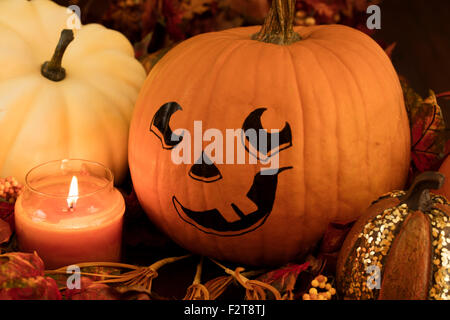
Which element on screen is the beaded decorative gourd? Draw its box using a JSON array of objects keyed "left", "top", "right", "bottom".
[{"left": 337, "top": 172, "right": 450, "bottom": 300}]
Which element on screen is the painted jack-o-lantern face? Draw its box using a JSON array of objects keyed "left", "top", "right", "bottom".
[
  {"left": 128, "top": 23, "right": 411, "bottom": 266},
  {"left": 150, "top": 102, "right": 293, "bottom": 236}
]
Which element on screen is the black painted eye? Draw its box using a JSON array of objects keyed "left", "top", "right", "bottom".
[
  {"left": 150, "top": 102, "right": 183, "bottom": 149},
  {"left": 242, "top": 108, "right": 292, "bottom": 161},
  {"left": 189, "top": 152, "right": 222, "bottom": 183}
]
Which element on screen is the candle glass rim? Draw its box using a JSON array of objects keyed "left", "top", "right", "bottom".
[{"left": 25, "top": 159, "right": 114, "bottom": 199}]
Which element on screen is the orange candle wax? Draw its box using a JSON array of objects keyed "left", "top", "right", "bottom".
[{"left": 14, "top": 159, "right": 125, "bottom": 269}]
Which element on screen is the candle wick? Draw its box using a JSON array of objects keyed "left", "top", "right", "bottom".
[{"left": 67, "top": 202, "right": 76, "bottom": 212}]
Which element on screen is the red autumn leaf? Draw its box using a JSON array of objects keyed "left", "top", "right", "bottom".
[
  {"left": 303, "top": 221, "right": 354, "bottom": 275},
  {"left": 0, "top": 219, "right": 11, "bottom": 245},
  {"left": 0, "top": 276, "right": 61, "bottom": 300},
  {"left": 302, "top": 0, "right": 338, "bottom": 19},
  {"left": 120, "top": 187, "right": 147, "bottom": 220},
  {"left": 0, "top": 201, "right": 15, "bottom": 231},
  {"left": 402, "top": 80, "right": 449, "bottom": 174},
  {"left": 0, "top": 252, "right": 61, "bottom": 300},
  {"left": 257, "top": 262, "right": 310, "bottom": 299},
  {"left": 316, "top": 221, "right": 355, "bottom": 275},
  {"left": 0, "top": 252, "right": 44, "bottom": 279},
  {"left": 319, "top": 221, "right": 355, "bottom": 254},
  {"left": 436, "top": 91, "right": 450, "bottom": 100},
  {"left": 163, "top": 0, "right": 186, "bottom": 41},
  {"left": 64, "top": 277, "right": 120, "bottom": 300}
]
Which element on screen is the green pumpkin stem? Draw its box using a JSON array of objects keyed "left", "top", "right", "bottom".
[
  {"left": 400, "top": 171, "right": 445, "bottom": 211},
  {"left": 252, "top": 0, "right": 301, "bottom": 45},
  {"left": 41, "top": 29, "right": 74, "bottom": 82}
]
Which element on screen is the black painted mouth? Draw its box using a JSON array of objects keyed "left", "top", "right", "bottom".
[{"left": 172, "top": 167, "right": 292, "bottom": 236}]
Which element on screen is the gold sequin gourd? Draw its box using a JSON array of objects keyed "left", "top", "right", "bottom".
[{"left": 336, "top": 172, "right": 450, "bottom": 300}]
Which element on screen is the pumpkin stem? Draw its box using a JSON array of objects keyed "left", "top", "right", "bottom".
[
  {"left": 252, "top": 0, "right": 301, "bottom": 45},
  {"left": 41, "top": 29, "right": 74, "bottom": 82},
  {"left": 400, "top": 171, "right": 445, "bottom": 211}
]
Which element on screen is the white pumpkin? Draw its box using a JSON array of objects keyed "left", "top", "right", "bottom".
[{"left": 0, "top": 0, "right": 146, "bottom": 184}]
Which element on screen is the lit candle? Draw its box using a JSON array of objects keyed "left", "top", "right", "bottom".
[{"left": 14, "top": 159, "right": 125, "bottom": 269}]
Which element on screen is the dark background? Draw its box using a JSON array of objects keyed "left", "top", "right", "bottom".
[{"left": 375, "top": 0, "right": 450, "bottom": 129}]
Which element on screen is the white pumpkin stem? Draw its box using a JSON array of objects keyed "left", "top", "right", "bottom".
[
  {"left": 41, "top": 29, "right": 74, "bottom": 82},
  {"left": 252, "top": 0, "right": 301, "bottom": 45},
  {"left": 400, "top": 171, "right": 445, "bottom": 211}
]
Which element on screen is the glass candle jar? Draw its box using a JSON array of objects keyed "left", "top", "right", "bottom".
[{"left": 14, "top": 159, "right": 125, "bottom": 269}]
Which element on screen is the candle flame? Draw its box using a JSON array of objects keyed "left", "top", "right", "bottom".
[{"left": 67, "top": 176, "right": 78, "bottom": 210}]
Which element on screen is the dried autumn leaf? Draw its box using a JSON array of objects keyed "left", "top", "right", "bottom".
[
  {"left": 117, "top": 286, "right": 153, "bottom": 300},
  {"left": 402, "top": 80, "right": 449, "bottom": 173},
  {"left": 49, "top": 265, "right": 122, "bottom": 289},
  {"left": 64, "top": 277, "right": 154, "bottom": 300},
  {"left": 305, "top": 254, "right": 326, "bottom": 275},
  {"left": 257, "top": 262, "right": 309, "bottom": 300},
  {"left": 350, "top": 0, "right": 377, "bottom": 12},
  {"left": 384, "top": 42, "right": 397, "bottom": 60},
  {"left": 80, "top": 266, "right": 123, "bottom": 282},
  {"left": 181, "top": 0, "right": 213, "bottom": 20},
  {"left": 228, "top": 0, "right": 269, "bottom": 23},
  {"left": 342, "top": 0, "right": 381, "bottom": 16},
  {"left": 139, "top": 45, "right": 175, "bottom": 74},
  {"left": 0, "top": 252, "right": 61, "bottom": 300},
  {"left": 102, "top": 0, "right": 145, "bottom": 43},
  {"left": 134, "top": 32, "right": 154, "bottom": 60},
  {"left": 204, "top": 275, "right": 233, "bottom": 300}
]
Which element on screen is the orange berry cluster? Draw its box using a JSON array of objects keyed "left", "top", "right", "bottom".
[
  {"left": 302, "top": 275, "right": 336, "bottom": 300},
  {"left": 294, "top": 10, "right": 341, "bottom": 26},
  {"left": 294, "top": 10, "right": 317, "bottom": 26},
  {"left": 0, "top": 177, "right": 23, "bottom": 203},
  {"left": 118, "top": 0, "right": 141, "bottom": 8}
]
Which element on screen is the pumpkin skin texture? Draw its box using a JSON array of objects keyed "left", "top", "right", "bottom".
[
  {"left": 0, "top": 0, "right": 146, "bottom": 184},
  {"left": 129, "top": 23, "right": 410, "bottom": 265},
  {"left": 336, "top": 172, "right": 450, "bottom": 300}
]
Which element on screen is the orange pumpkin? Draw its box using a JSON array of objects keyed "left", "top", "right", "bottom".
[
  {"left": 437, "top": 156, "right": 450, "bottom": 199},
  {"left": 128, "top": 0, "right": 411, "bottom": 266}
]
